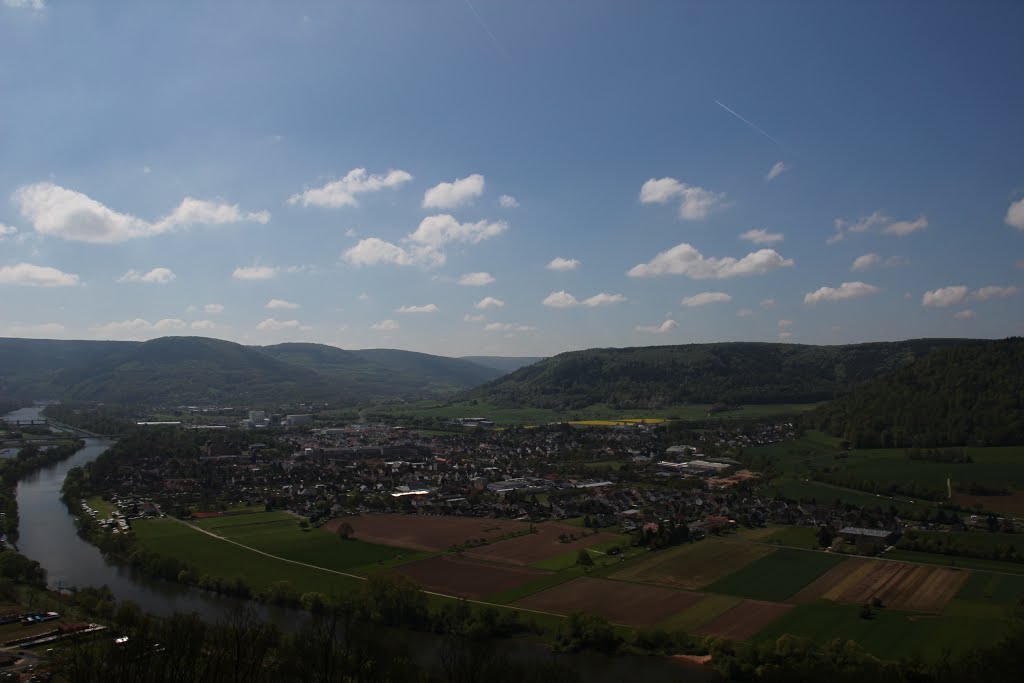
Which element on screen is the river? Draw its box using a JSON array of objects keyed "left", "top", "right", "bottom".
[
  {"left": 5, "top": 405, "right": 709, "bottom": 681},
  {"left": 8, "top": 405, "right": 301, "bottom": 626}
]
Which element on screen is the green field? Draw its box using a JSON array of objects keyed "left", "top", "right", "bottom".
[
  {"left": 752, "top": 433, "right": 1024, "bottom": 512},
  {"left": 194, "top": 511, "right": 430, "bottom": 574},
  {"left": 366, "top": 400, "right": 820, "bottom": 425},
  {"left": 604, "top": 539, "right": 775, "bottom": 589},
  {"left": 133, "top": 518, "right": 364, "bottom": 595},
  {"left": 815, "top": 446, "right": 1024, "bottom": 495},
  {"left": 742, "top": 525, "right": 822, "bottom": 550},
  {"left": 707, "top": 548, "right": 844, "bottom": 602},
  {"left": 883, "top": 549, "right": 1024, "bottom": 575},
  {"left": 755, "top": 601, "right": 1012, "bottom": 659}
]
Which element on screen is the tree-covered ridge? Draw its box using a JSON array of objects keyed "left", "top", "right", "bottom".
[
  {"left": 467, "top": 339, "right": 975, "bottom": 410},
  {"left": 808, "top": 338, "right": 1024, "bottom": 448},
  {"left": 0, "top": 336, "right": 502, "bottom": 407}
]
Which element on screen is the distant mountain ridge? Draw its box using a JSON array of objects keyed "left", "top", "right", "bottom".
[
  {"left": 0, "top": 336, "right": 505, "bottom": 407},
  {"left": 459, "top": 356, "right": 546, "bottom": 373},
  {"left": 464, "top": 339, "right": 979, "bottom": 410}
]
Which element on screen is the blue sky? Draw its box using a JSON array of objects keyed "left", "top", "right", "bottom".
[{"left": 1, "top": 1, "right": 1022, "bottom": 357}]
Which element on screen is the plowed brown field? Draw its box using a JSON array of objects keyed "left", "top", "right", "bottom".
[
  {"left": 467, "top": 524, "right": 619, "bottom": 565},
  {"left": 390, "top": 555, "right": 551, "bottom": 599},
  {"left": 323, "top": 514, "right": 532, "bottom": 552},
  {"left": 694, "top": 599, "right": 793, "bottom": 640},
  {"left": 836, "top": 561, "right": 968, "bottom": 612},
  {"left": 514, "top": 577, "right": 704, "bottom": 627}
]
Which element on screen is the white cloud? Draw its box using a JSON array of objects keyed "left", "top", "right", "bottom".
[
  {"left": 0, "top": 263, "right": 79, "bottom": 287},
  {"left": 804, "top": 281, "right": 881, "bottom": 304},
  {"left": 542, "top": 291, "right": 578, "bottom": 308},
  {"left": 760, "top": 298, "right": 775, "bottom": 308},
  {"left": 422, "top": 174, "right": 485, "bottom": 209},
  {"left": 627, "top": 242, "right": 794, "bottom": 279},
  {"left": 543, "top": 290, "right": 625, "bottom": 308},
  {"left": 639, "top": 177, "right": 725, "bottom": 220},
  {"left": 14, "top": 182, "right": 268, "bottom": 244},
  {"left": 3, "top": 1, "right": 46, "bottom": 11},
  {"left": 922, "top": 285, "right": 968, "bottom": 308},
  {"left": 0, "top": 224, "right": 16, "bottom": 238},
  {"left": 882, "top": 215, "right": 928, "bottom": 236},
  {"left": 681, "top": 292, "right": 732, "bottom": 307},
  {"left": 778, "top": 319, "right": 793, "bottom": 329},
  {"left": 739, "top": 229, "right": 784, "bottom": 245},
  {"left": 463, "top": 313, "right": 485, "bottom": 322},
  {"left": 736, "top": 308, "right": 754, "bottom": 317},
  {"left": 92, "top": 318, "right": 186, "bottom": 338},
  {"left": 484, "top": 322, "right": 535, "bottom": 332},
  {"left": 118, "top": 267, "right": 176, "bottom": 284},
  {"left": 8, "top": 322, "right": 64, "bottom": 336},
  {"left": 765, "top": 161, "right": 789, "bottom": 181},
  {"left": 1006, "top": 199, "right": 1024, "bottom": 230},
  {"left": 232, "top": 265, "right": 278, "bottom": 280},
  {"left": 778, "top": 331, "right": 792, "bottom": 339},
  {"left": 396, "top": 304, "right": 439, "bottom": 313},
  {"left": 851, "top": 253, "right": 880, "bottom": 271},
  {"left": 370, "top": 319, "right": 399, "bottom": 331},
  {"left": 288, "top": 168, "right": 412, "bottom": 208},
  {"left": 256, "top": 318, "right": 300, "bottom": 331},
  {"left": 971, "top": 285, "right": 1018, "bottom": 301},
  {"left": 499, "top": 194, "right": 519, "bottom": 209},
  {"left": 204, "top": 303, "right": 224, "bottom": 314},
  {"left": 458, "top": 272, "right": 495, "bottom": 286},
  {"left": 831, "top": 211, "right": 927, "bottom": 242},
  {"left": 582, "top": 293, "right": 626, "bottom": 307},
  {"left": 546, "top": 257, "right": 580, "bottom": 272},
  {"left": 343, "top": 238, "right": 417, "bottom": 267},
  {"left": 266, "top": 298, "right": 300, "bottom": 310},
  {"left": 191, "top": 320, "right": 216, "bottom": 330},
  {"left": 474, "top": 297, "right": 504, "bottom": 310},
  {"left": 954, "top": 309, "right": 975, "bottom": 320},
  {"left": 409, "top": 214, "right": 507, "bottom": 248},
  {"left": 636, "top": 319, "right": 678, "bottom": 334}
]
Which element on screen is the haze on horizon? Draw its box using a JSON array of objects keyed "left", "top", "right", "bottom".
[{"left": 1, "top": 1, "right": 1022, "bottom": 357}]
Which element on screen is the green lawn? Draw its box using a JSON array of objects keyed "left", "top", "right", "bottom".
[
  {"left": 707, "top": 548, "right": 844, "bottom": 601},
  {"left": 86, "top": 495, "right": 117, "bottom": 518},
  {"left": 133, "top": 518, "right": 364, "bottom": 596},
  {"left": 194, "top": 511, "right": 428, "bottom": 574}
]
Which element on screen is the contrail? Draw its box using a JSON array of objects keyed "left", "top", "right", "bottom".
[
  {"left": 463, "top": 0, "right": 513, "bottom": 64},
  {"left": 713, "top": 99, "right": 786, "bottom": 150}
]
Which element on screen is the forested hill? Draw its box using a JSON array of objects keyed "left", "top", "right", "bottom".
[
  {"left": 808, "top": 337, "right": 1024, "bottom": 447},
  {"left": 465, "top": 339, "right": 976, "bottom": 410},
  {"left": 0, "top": 337, "right": 502, "bottom": 407}
]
